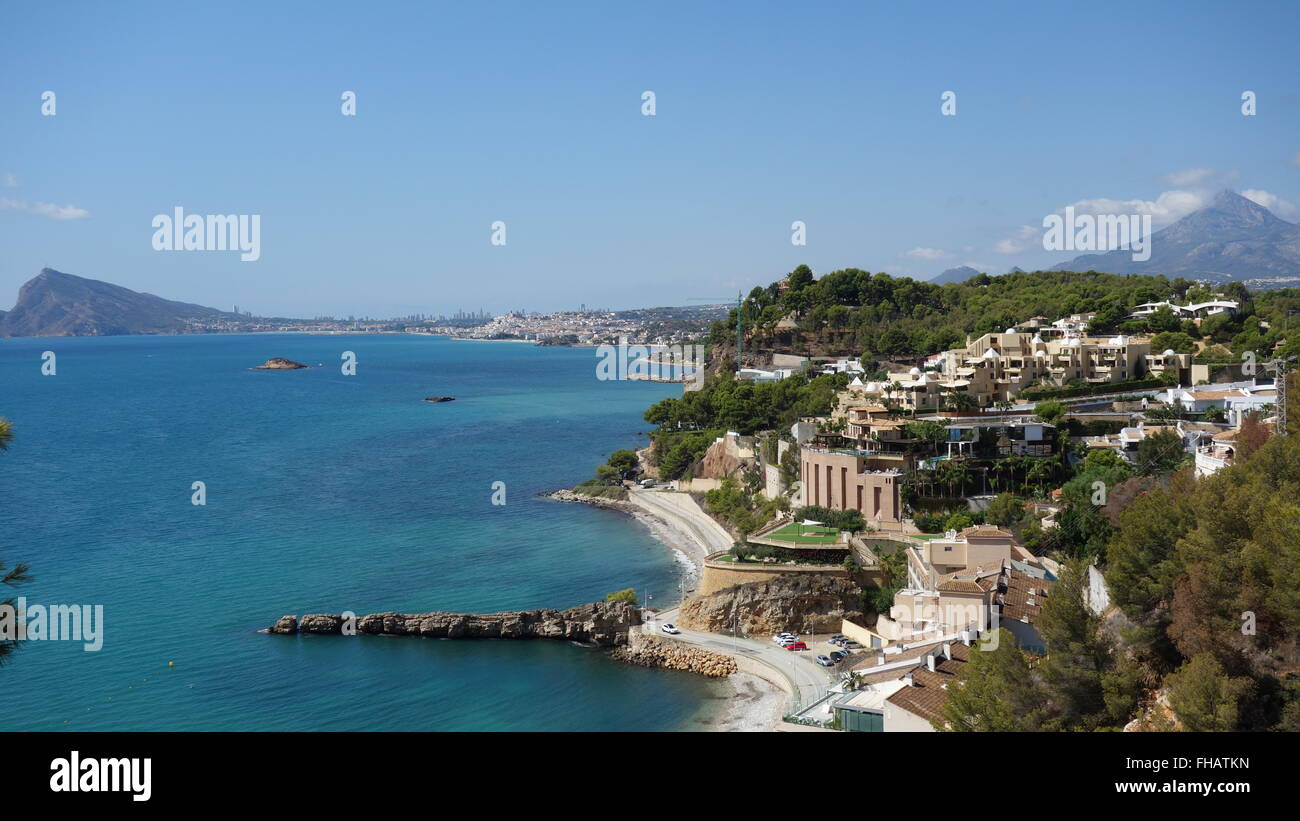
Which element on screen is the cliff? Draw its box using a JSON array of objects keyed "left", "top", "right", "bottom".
[
  {"left": 679, "top": 575, "right": 863, "bottom": 635},
  {"left": 0, "top": 268, "right": 238, "bottom": 338},
  {"left": 267, "top": 600, "right": 640, "bottom": 647}
]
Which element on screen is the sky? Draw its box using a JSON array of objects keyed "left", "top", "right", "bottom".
[{"left": 2, "top": 0, "right": 1299, "bottom": 317}]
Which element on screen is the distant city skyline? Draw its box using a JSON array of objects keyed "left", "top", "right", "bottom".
[{"left": 2, "top": 1, "right": 1298, "bottom": 316}]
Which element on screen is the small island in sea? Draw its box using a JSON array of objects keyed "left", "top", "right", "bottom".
[
  {"left": 252, "top": 357, "right": 308, "bottom": 370},
  {"left": 423, "top": 395, "right": 455, "bottom": 402}
]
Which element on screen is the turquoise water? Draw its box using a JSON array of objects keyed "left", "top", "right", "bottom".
[{"left": 0, "top": 334, "right": 719, "bottom": 731}]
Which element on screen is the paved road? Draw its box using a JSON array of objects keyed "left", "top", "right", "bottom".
[
  {"left": 650, "top": 607, "right": 835, "bottom": 709},
  {"left": 627, "top": 489, "right": 735, "bottom": 558}
]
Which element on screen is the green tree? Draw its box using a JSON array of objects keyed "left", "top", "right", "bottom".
[
  {"left": 1033, "top": 400, "right": 1068, "bottom": 426},
  {"left": 605, "top": 449, "right": 639, "bottom": 476},
  {"left": 1105, "top": 481, "right": 1194, "bottom": 616},
  {"left": 939, "top": 630, "right": 1045, "bottom": 731},
  {"left": 984, "top": 492, "right": 1025, "bottom": 528},
  {"left": 1136, "top": 429, "right": 1186, "bottom": 475},
  {"left": 1165, "top": 653, "right": 1253, "bottom": 732},
  {"left": 604, "top": 588, "right": 639, "bottom": 607}
]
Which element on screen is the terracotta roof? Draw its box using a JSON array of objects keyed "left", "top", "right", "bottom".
[
  {"left": 958, "top": 524, "right": 1014, "bottom": 539},
  {"left": 936, "top": 578, "right": 986, "bottom": 594},
  {"left": 884, "top": 643, "right": 971, "bottom": 724},
  {"left": 999, "top": 567, "right": 1055, "bottom": 624}
]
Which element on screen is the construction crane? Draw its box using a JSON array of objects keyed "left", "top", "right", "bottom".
[{"left": 686, "top": 293, "right": 744, "bottom": 365}]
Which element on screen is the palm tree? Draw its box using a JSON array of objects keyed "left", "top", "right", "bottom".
[
  {"left": 944, "top": 390, "right": 977, "bottom": 415},
  {"left": 1027, "top": 460, "right": 1053, "bottom": 497}
]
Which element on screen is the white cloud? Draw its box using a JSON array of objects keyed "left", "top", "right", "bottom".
[
  {"left": 1240, "top": 189, "right": 1300, "bottom": 221},
  {"left": 1064, "top": 190, "right": 1207, "bottom": 226},
  {"left": 905, "top": 247, "right": 953, "bottom": 260},
  {"left": 2, "top": 172, "right": 16, "bottom": 188},
  {"left": 992, "top": 224, "right": 1037, "bottom": 254},
  {"left": 0, "top": 198, "right": 90, "bottom": 220},
  {"left": 1291, "top": 151, "right": 1300, "bottom": 166}
]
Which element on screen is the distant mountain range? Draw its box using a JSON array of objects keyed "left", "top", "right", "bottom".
[
  {"left": 1051, "top": 190, "right": 1300, "bottom": 286},
  {"left": 925, "top": 192, "right": 1300, "bottom": 288},
  {"left": 928, "top": 265, "right": 1024, "bottom": 285},
  {"left": 0, "top": 269, "right": 238, "bottom": 338}
]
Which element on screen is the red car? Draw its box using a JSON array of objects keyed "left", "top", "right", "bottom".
[{"left": 784, "top": 641, "right": 808, "bottom": 651}]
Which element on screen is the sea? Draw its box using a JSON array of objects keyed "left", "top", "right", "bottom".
[{"left": 0, "top": 333, "right": 724, "bottom": 731}]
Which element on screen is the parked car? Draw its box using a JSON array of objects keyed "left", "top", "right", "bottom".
[
  {"left": 829, "top": 650, "right": 848, "bottom": 663},
  {"left": 815, "top": 655, "right": 834, "bottom": 667},
  {"left": 829, "top": 634, "right": 846, "bottom": 642},
  {"left": 661, "top": 623, "right": 680, "bottom": 634},
  {"left": 772, "top": 633, "right": 796, "bottom": 645},
  {"left": 784, "top": 641, "right": 808, "bottom": 651}
]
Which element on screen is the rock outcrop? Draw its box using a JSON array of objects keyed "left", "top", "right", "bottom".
[
  {"left": 253, "top": 357, "right": 307, "bottom": 370},
  {"left": 679, "top": 575, "right": 863, "bottom": 635},
  {"left": 423, "top": 396, "right": 455, "bottom": 402},
  {"left": 611, "top": 634, "right": 738, "bottom": 677},
  {"left": 266, "top": 601, "right": 640, "bottom": 647},
  {"left": 698, "top": 437, "right": 743, "bottom": 479}
]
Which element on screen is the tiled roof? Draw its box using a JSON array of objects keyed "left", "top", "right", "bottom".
[
  {"left": 999, "top": 567, "right": 1055, "bottom": 624},
  {"left": 884, "top": 643, "right": 971, "bottom": 724}
]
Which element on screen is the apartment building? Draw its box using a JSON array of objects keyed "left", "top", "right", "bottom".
[
  {"left": 799, "top": 445, "right": 904, "bottom": 524},
  {"left": 853, "top": 331, "right": 1166, "bottom": 410},
  {"left": 849, "top": 526, "right": 1053, "bottom": 652}
]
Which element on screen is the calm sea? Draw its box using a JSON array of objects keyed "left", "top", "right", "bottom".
[{"left": 0, "top": 333, "right": 721, "bottom": 731}]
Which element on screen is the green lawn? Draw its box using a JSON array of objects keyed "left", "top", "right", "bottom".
[{"left": 768, "top": 523, "right": 842, "bottom": 545}]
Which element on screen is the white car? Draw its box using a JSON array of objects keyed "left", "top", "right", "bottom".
[
  {"left": 772, "top": 633, "right": 796, "bottom": 645},
  {"left": 660, "top": 623, "right": 680, "bottom": 634}
]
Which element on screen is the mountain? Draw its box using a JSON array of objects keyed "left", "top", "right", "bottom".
[
  {"left": 1052, "top": 190, "right": 1300, "bottom": 286},
  {"left": 0, "top": 269, "right": 238, "bottom": 338},
  {"left": 928, "top": 265, "right": 983, "bottom": 285}
]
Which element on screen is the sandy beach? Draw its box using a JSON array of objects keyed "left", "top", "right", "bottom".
[
  {"left": 701, "top": 673, "right": 790, "bottom": 731},
  {"left": 546, "top": 487, "right": 791, "bottom": 731}
]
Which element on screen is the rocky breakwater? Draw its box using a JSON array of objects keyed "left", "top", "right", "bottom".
[
  {"left": 267, "top": 601, "right": 640, "bottom": 647},
  {"left": 611, "top": 634, "right": 738, "bottom": 678},
  {"left": 680, "top": 575, "right": 863, "bottom": 635}
]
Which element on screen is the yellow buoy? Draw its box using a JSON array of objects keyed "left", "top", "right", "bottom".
[{"left": 168, "top": 661, "right": 174, "bottom": 668}]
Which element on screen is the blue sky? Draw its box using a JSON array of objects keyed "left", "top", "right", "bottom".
[{"left": 2, "top": 0, "right": 1298, "bottom": 317}]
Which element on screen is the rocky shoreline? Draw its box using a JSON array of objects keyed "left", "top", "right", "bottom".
[
  {"left": 543, "top": 488, "right": 634, "bottom": 511},
  {"left": 266, "top": 601, "right": 640, "bottom": 647}
]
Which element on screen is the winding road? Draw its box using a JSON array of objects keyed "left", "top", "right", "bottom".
[
  {"left": 651, "top": 606, "right": 835, "bottom": 710},
  {"left": 626, "top": 488, "right": 735, "bottom": 558}
]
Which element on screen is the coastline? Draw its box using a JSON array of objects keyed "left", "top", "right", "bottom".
[
  {"left": 700, "top": 673, "right": 790, "bottom": 732},
  {"left": 546, "top": 487, "right": 790, "bottom": 731}
]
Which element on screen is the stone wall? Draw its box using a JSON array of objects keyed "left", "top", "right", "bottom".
[{"left": 699, "top": 554, "right": 849, "bottom": 596}]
